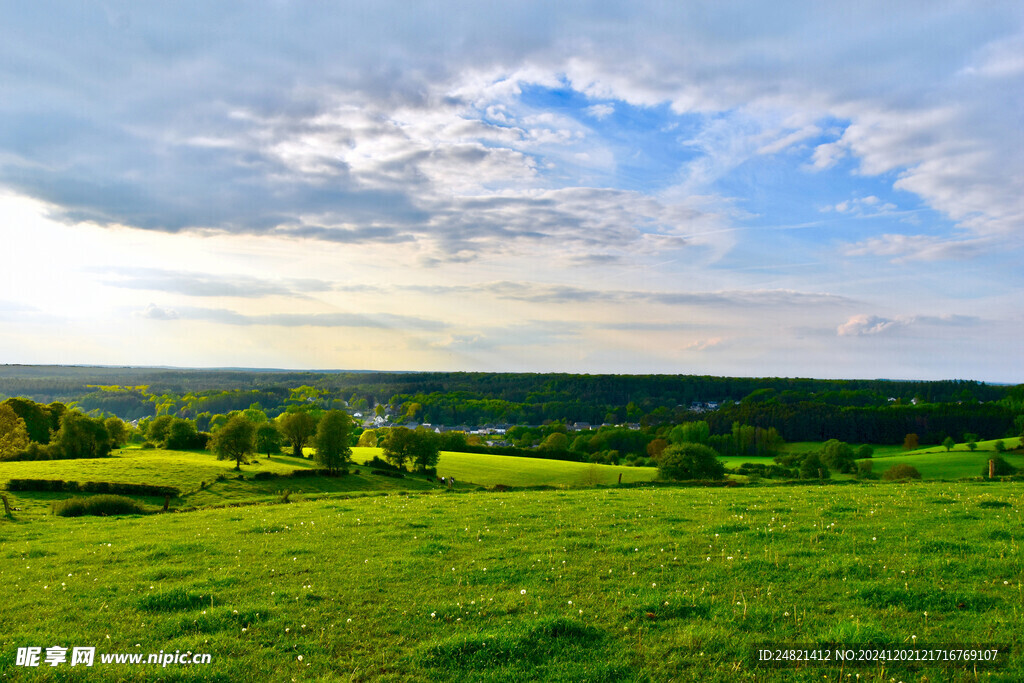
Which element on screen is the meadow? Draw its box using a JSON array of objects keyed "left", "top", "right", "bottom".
[{"left": 1, "top": 444, "right": 1022, "bottom": 681}]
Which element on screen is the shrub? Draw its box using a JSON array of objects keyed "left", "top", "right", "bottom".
[
  {"left": 882, "top": 464, "right": 922, "bottom": 480},
  {"left": 799, "top": 453, "right": 830, "bottom": 479},
  {"left": 983, "top": 456, "right": 1017, "bottom": 477},
  {"left": 252, "top": 471, "right": 280, "bottom": 480},
  {"left": 856, "top": 460, "right": 876, "bottom": 479},
  {"left": 52, "top": 495, "right": 150, "bottom": 517},
  {"left": 657, "top": 443, "right": 725, "bottom": 480}
]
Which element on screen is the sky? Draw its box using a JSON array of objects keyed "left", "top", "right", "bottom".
[{"left": 1, "top": 1, "right": 1023, "bottom": 381}]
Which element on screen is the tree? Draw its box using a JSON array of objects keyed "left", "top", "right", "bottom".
[
  {"left": 657, "top": 443, "right": 725, "bottom": 480},
  {"left": 165, "top": 418, "right": 199, "bottom": 450},
  {"left": 410, "top": 429, "right": 441, "bottom": 472},
  {"left": 539, "top": 432, "right": 569, "bottom": 451},
  {"left": 146, "top": 415, "right": 175, "bottom": 445},
  {"left": 211, "top": 416, "right": 255, "bottom": 470},
  {"left": 315, "top": 410, "right": 353, "bottom": 475},
  {"left": 942, "top": 436, "right": 955, "bottom": 452},
  {"left": 381, "top": 427, "right": 415, "bottom": 470},
  {"left": 2, "top": 398, "right": 52, "bottom": 444},
  {"left": 967, "top": 440, "right": 978, "bottom": 452},
  {"left": 903, "top": 433, "right": 919, "bottom": 451},
  {"left": 856, "top": 444, "right": 873, "bottom": 459},
  {"left": 820, "top": 439, "right": 856, "bottom": 473},
  {"left": 799, "top": 452, "right": 829, "bottom": 480},
  {"left": 0, "top": 403, "right": 30, "bottom": 460},
  {"left": 242, "top": 403, "right": 268, "bottom": 425},
  {"left": 669, "top": 421, "right": 710, "bottom": 445},
  {"left": 278, "top": 411, "right": 317, "bottom": 457},
  {"left": 357, "top": 428, "right": 378, "bottom": 447},
  {"left": 882, "top": 464, "right": 921, "bottom": 480},
  {"left": 646, "top": 438, "right": 669, "bottom": 461},
  {"left": 256, "top": 422, "right": 283, "bottom": 456},
  {"left": 54, "top": 411, "right": 112, "bottom": 459},
  {"left": 994, "top": 440, "right": 1006, "bottom": 454},
  {"left": 104, "top": 417, "right": 128, "bottom": 448}
]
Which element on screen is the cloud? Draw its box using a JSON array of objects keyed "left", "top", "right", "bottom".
[
  {"left": 137, "top": 305, "right": 446, "bottom": 330},
  {"left": 2, "top": 1, "right": 1020, "bottom": 263},
  {"left": 585, "top": 103, "right": 615, "bottom": 120},
  {"left": 338, "top": 280, "right": 855, "bottom": 309},
  {"left": 97, "top": 267, "right": 333, "bottom": 298},
  {"left": 843, "top": 234, "right": 995, "bottom": 262},
  {"left": 837, "top": 313, "right": 980, "bottom": 336},
  {"left": 139, "top": 303, "right": 179, "bottom": 321}
]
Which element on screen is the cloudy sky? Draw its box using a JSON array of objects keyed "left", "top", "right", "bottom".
[{"left": 2, "top": 1, "right": 1022, "bottom": 381}]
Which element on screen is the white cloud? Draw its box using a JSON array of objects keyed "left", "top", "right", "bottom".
[{"left": 843, "top": 234, "right": 994, "bottom": 262}]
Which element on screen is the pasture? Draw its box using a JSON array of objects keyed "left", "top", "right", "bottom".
[{"left": 1, "top": 478, "right": 1022, "bottom": 681}]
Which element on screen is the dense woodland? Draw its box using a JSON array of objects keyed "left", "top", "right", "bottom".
[{"left": 1, "top": 367, "right": 1021, "bottom": 464}]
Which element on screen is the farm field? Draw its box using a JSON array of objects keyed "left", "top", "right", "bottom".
[
  {"left": 1, "top": 480, "right": 1022, "bottom": 681},
  {"left": 866, "top": 438, "right": 1024, "bottom": 479},
  {"left": 0, "top": 448, "right": 658, "bottom": 520}
]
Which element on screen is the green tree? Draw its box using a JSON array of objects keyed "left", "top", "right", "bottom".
[
  {"left": 856, "top": 444, "right": 874, "bottom": 459},
  {"left": 799, "top": 452, "right": 830, "bottom": 480},
  {"left": 820, "top": 439, "right": 856, "bottom": 473},
  {"left": 255, "top": 422, "right": 283, "bottom": 456},
  {"left": 539, "top": 432, "right": 569, "bottom": 451},
  {"left": 357, "top": 428, "right": 378, "bottom": 447},
  {"left": 146, "top": 415, "right": 175, "bottom": 445},
  {"left": 54, "top": 411, "right": 112, "bottom": 459},
  {"left": 966, "top": 440, "right": 978, "bottom": 452},
  {"left": 315, "top": 410, "right": 353, "bottom": 475},
  {"left": 668, "top": 421, "right": 710, "bottom": 445},
  {"left": 211, "top": 416, "right": 255, "bottom": 470},
  {"left": 278, "top": 411, "right": 317, "bottom": 457},
  {"left": 942, "top": 436, "right": 956, "bottom": 452},
  {"left": 994, "top": 440, "right": 1006, "bottom": 454},
  {"left": 165, "top": 418, "right": 199, "bottom": 450},
  {"left": 903, "top": 433, "right": 919, "bottom": 451},
  {"left": 882, "top": 464, "right": 921, "bottom": 480},
  {"left": 104, "top": 417, "right": 128, "bottom": 448},
  {"left": 242, "top": 403, "right": 268, "bottom": 425},
  {"left": 410, "top": 429, "right": 441, "bottom": 472},
  {"left": 381, "top": 427, "right": 415, "bottom": 470},
  {"left": 2, "top": 398, "right": 52, "bottom": 444},
  {"left": 0, "top": 403, "right": 30, "bottom": 459},
  {"left": 657, "top": 443, "right": 725, "bottom": 480}
]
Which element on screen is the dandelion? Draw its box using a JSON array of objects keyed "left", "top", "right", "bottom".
[
  {"left": 521, "top": 589, "right": 527, "bottom": 595},
  {"left": 347, "top": 618, "right": 352, "bottom": 623},
  {"left": 297, "top": 655, "right": 303, "bottom": 662},
  {"left": 431, "top": 612, "right": 436, "bottom": 618}
]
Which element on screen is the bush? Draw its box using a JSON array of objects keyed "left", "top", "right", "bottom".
[
  {"left": 52, "top": 495, "right": 150, "bottom": 517},
  {"left": 657, "top": 443, "right": 725, "bottom": 480},
  {"left": 799, "top": 453, "right": 830, "bottom": 479},
  {"left": 856, "top": 460, "right": 876, "bottom": 479},
  {"left": 882, "top": 464, "right": 922, "bottom": 480},
  {"left": 983, "top": 456, "right": 1017, "bottom": 477},
  {"left": 6, "top": 479, "right": 179, "bottom": 497}
]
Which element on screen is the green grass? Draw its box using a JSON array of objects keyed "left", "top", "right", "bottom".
[
  {"left": 1, "top": 481, "right": 1021, "bottom": 681},
  {"left": 0, "top": 448, "right": 659, "bottom": 521},
  {"left": 864, "top": 438, "right": 1024, "bottom": 479}
]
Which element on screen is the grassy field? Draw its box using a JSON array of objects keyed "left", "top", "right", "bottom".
[
  {"left": 865, "top": 438, "right": 1024, "bottom": 479},
  {"left": 1, "top": 479, "right": 1021, "bottom": 681},
  {"left": 0, "top": 448, "right": 658, "bottom": 521}
]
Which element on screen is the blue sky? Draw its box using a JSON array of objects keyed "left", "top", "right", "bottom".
[{"left": 1, "top": 1, "right": 1022, "bottom": 381}]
